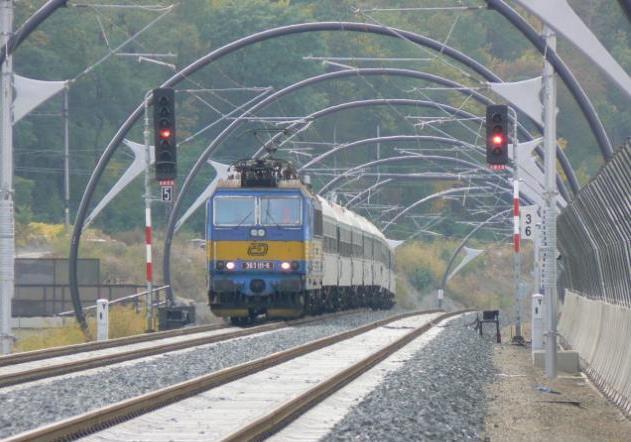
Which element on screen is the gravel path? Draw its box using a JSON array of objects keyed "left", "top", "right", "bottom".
[
  {"left": 0, "top": 309, "right": 404, "bottom": 438},
  {"left": 322, "top": 314, "right": 496, "bottom": 442}
]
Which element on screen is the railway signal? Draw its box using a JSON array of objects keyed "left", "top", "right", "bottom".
[
  {"left": 153, "top": 88, "right": 177, "bottom": 181},
  {"left": 486, "top": 104, "right": 509, "bottom": 167}
]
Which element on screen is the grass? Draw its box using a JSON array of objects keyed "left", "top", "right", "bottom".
[
  {"left": 14, "top": 305, "right": 149, "bottom": 353},
  {"left": 395, "top": 240, "right": 533, "bottom": 311}
]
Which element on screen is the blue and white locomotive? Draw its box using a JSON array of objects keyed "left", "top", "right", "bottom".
[{"left": 206, "top": 157, "right": 395, "bottom": 324}]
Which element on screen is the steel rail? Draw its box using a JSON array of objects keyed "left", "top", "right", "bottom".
[
  {"left": 0, "top": 322, "right": 226, "bottom": 368},
  {"left": 0, "top": 310, "right": 360, "bottom": 388},
  {"left": 5, "top": 309, "right": 445, "bottom": 442},
  {"left": 223, "top": 310, "right": 469, "bottom": 442}
]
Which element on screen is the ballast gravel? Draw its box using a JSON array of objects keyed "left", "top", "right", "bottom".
[
  {"left": 322, "top": 314, "right": 496, "bottom": 442},
  {"left": 0, "top": 309, "right": 405, "bottom": 438}
]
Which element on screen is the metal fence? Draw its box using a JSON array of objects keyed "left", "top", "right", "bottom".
[
  {"left": 13, "top": 258, "right": 144, "bottom": 316},
  {"left": 558, "top": 141, "right": 631, "bottom": 308},
  {"left": 16, "top": 258, "right": 99, "bottom": 286},
  {"left": 13, "top": 284, "right": 145, "bottom": 316}
]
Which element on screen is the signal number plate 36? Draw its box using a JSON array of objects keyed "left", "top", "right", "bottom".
[{"left": 242, "top": 261, "right": 273, "bottom": 270}]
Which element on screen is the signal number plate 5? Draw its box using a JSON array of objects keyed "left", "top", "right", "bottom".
[{"left": 243, "top": 261, "right": 273, "bottom": 270}]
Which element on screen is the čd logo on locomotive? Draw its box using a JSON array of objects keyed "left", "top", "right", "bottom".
[{"left": 247, "top": 242, "right": 269, "bottom": 256}]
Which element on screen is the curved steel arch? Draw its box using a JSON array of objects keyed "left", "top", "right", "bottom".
[
  {"left": 487, "top": 0, "right": 613, "bottom": 158},
  {"left": 299, "top": 134, "right": 569, "bottom": 203},
  {"left": 382, "top": 186, "right": 491, "bottom": 231},
  {"left": 440, "top": 208, "right": 513, "bottom": 292},
  {"left": 346, "top": 176, "right": 500, "bottom": 210},
  {"left": 345, "top": 178, "right": 393, "bottom": 208},
  {"left": 299, "top": 135, "right": 482, "bottom": 170},
  {"left": 300, "top": 134, "right": 549, "bottom": 212},
  {"left": 69, "top": 20, "right": 608, "bottom": 326},
  {"left": 318, "top": 154, "right": 512, "bottom": 196},
  {"left": 0, "top": 0, "right": 68, "bottom": 64},
  {"left": 168, "top": 96, "right": 570, "bottom": 232},
  {"left": 344, "top": 173, "right": 508, "bottom": 224}
]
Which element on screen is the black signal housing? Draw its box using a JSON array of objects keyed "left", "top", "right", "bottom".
[
  {"left": 153, "top": 88, "right": 177, "bottom": 181},
  {"left": 486, "top": 104, "right": 509, "bottom": 166}
]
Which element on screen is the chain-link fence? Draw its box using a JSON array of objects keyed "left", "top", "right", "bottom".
[{"left": 558, "top": 141, "right": 631, "bottom": 308}]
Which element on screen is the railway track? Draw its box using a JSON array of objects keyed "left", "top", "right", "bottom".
[
  {"left": 0, "top": 310, "right": 365, "bottom": 388},
  {"left": 6, "top": 309, "right": 466, "bottom": 442},
  {"left": 0, "top": 322, "right": 229, "bottom": 368}
]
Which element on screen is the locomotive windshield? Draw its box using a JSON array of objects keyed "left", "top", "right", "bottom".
[
  {"left": 213, "top": 196, "right": 255, "bottom": 226},
  {"left": 261, "top": 197, "right": 302, "bottom": 226}
]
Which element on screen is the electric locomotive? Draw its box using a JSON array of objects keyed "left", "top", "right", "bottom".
[{"left": 206, "top": 157, "right": 395, "bottom": 324}]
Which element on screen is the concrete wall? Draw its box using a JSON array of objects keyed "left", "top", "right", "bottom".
[{"left": 559, "top": 291, "right": 631, "bottom": 416}]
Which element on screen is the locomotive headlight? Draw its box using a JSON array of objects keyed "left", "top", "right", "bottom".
[
  {"left": 226, "top": 261, "right": 236, "bottom": 270},
  {"left": 216, "top": 261, "right": 225, "bottom": 270},
  {"left": 290, "top": 261, "right": 299, "bottom": 270},
  {"left": 280, "top": 261, "right": 291, "bottom": 271},
  {"left": 257, "top": 228, "right": 265, "bottom": 236},
  {"left": 250, "top": 228, "right": 258, "bottom": 237}
]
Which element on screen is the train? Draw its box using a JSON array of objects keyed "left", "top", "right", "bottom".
[{"left": 206, "top": 157, "right": 395, "bottom": 324}]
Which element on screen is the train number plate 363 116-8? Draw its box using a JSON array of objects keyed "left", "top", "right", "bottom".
[{"left": 242, "top": 261, "right": 273, "bottom": 270}]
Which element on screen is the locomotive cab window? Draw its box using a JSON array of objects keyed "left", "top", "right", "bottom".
[
  {"left": 213, "top": 196, "right": 256, "bottom": 226},
  {"left": 261, "top": 197, "right": 302, "bottom": 226}
]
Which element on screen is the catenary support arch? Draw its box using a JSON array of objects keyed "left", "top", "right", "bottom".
[
  {"left": 69, "top": 21, "right": 609, "bottom": 327},
  {"left": 345, "top": 176, "right": 507, "bottom": 210},
  {"left": 297, "top": 134, "right": 569, "bottom": 203},
  {"left": 486, "top": 0, "right": 613, "bottom": 158},
  {"left": 304, "top": 135, "right": 554, "bottom": 212},
  {"left": 440, "top": 208, "right": 513, "bottom": 293},
  {"left": 318, "top": 154, "right": 518, "bottom": 197},
  {"left": 0, "top": 0, "right": 68, "bottom": 65},
  {"left": 247, "top": 98, "right": 576, "bottom": 196},
  {"left": 382, "top": 186, "right": 493, "bottom": 232},
  {"left": 253, "top": 99, "right": 578, "bottom": 196},
  {"left": 316, "top": 155, "right": 525, "bottom": 229},
  {"left": 299, "top": 135, "right": 483, "bottom": 169}
]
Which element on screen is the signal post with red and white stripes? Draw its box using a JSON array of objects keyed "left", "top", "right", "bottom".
[
  {"left": 143, "top": 91, "right": 154, "bottom": 332},
  {"left": 510, "top": 107, "right": 523, "bottom": 342},
  {"left": 513, "top": 177, "right": 523, "bottom": 339}
]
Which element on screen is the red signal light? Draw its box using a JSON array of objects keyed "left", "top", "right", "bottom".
[
  {"left": 159, "top": 128, "right": 172, "bottom": 139},
  {"left": 492, "top": 134, "right": 504, "bottom": 145}
]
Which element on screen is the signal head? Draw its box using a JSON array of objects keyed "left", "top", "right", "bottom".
[{"left": 485, "top": 104, "right": 509, "bottom": 166}]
